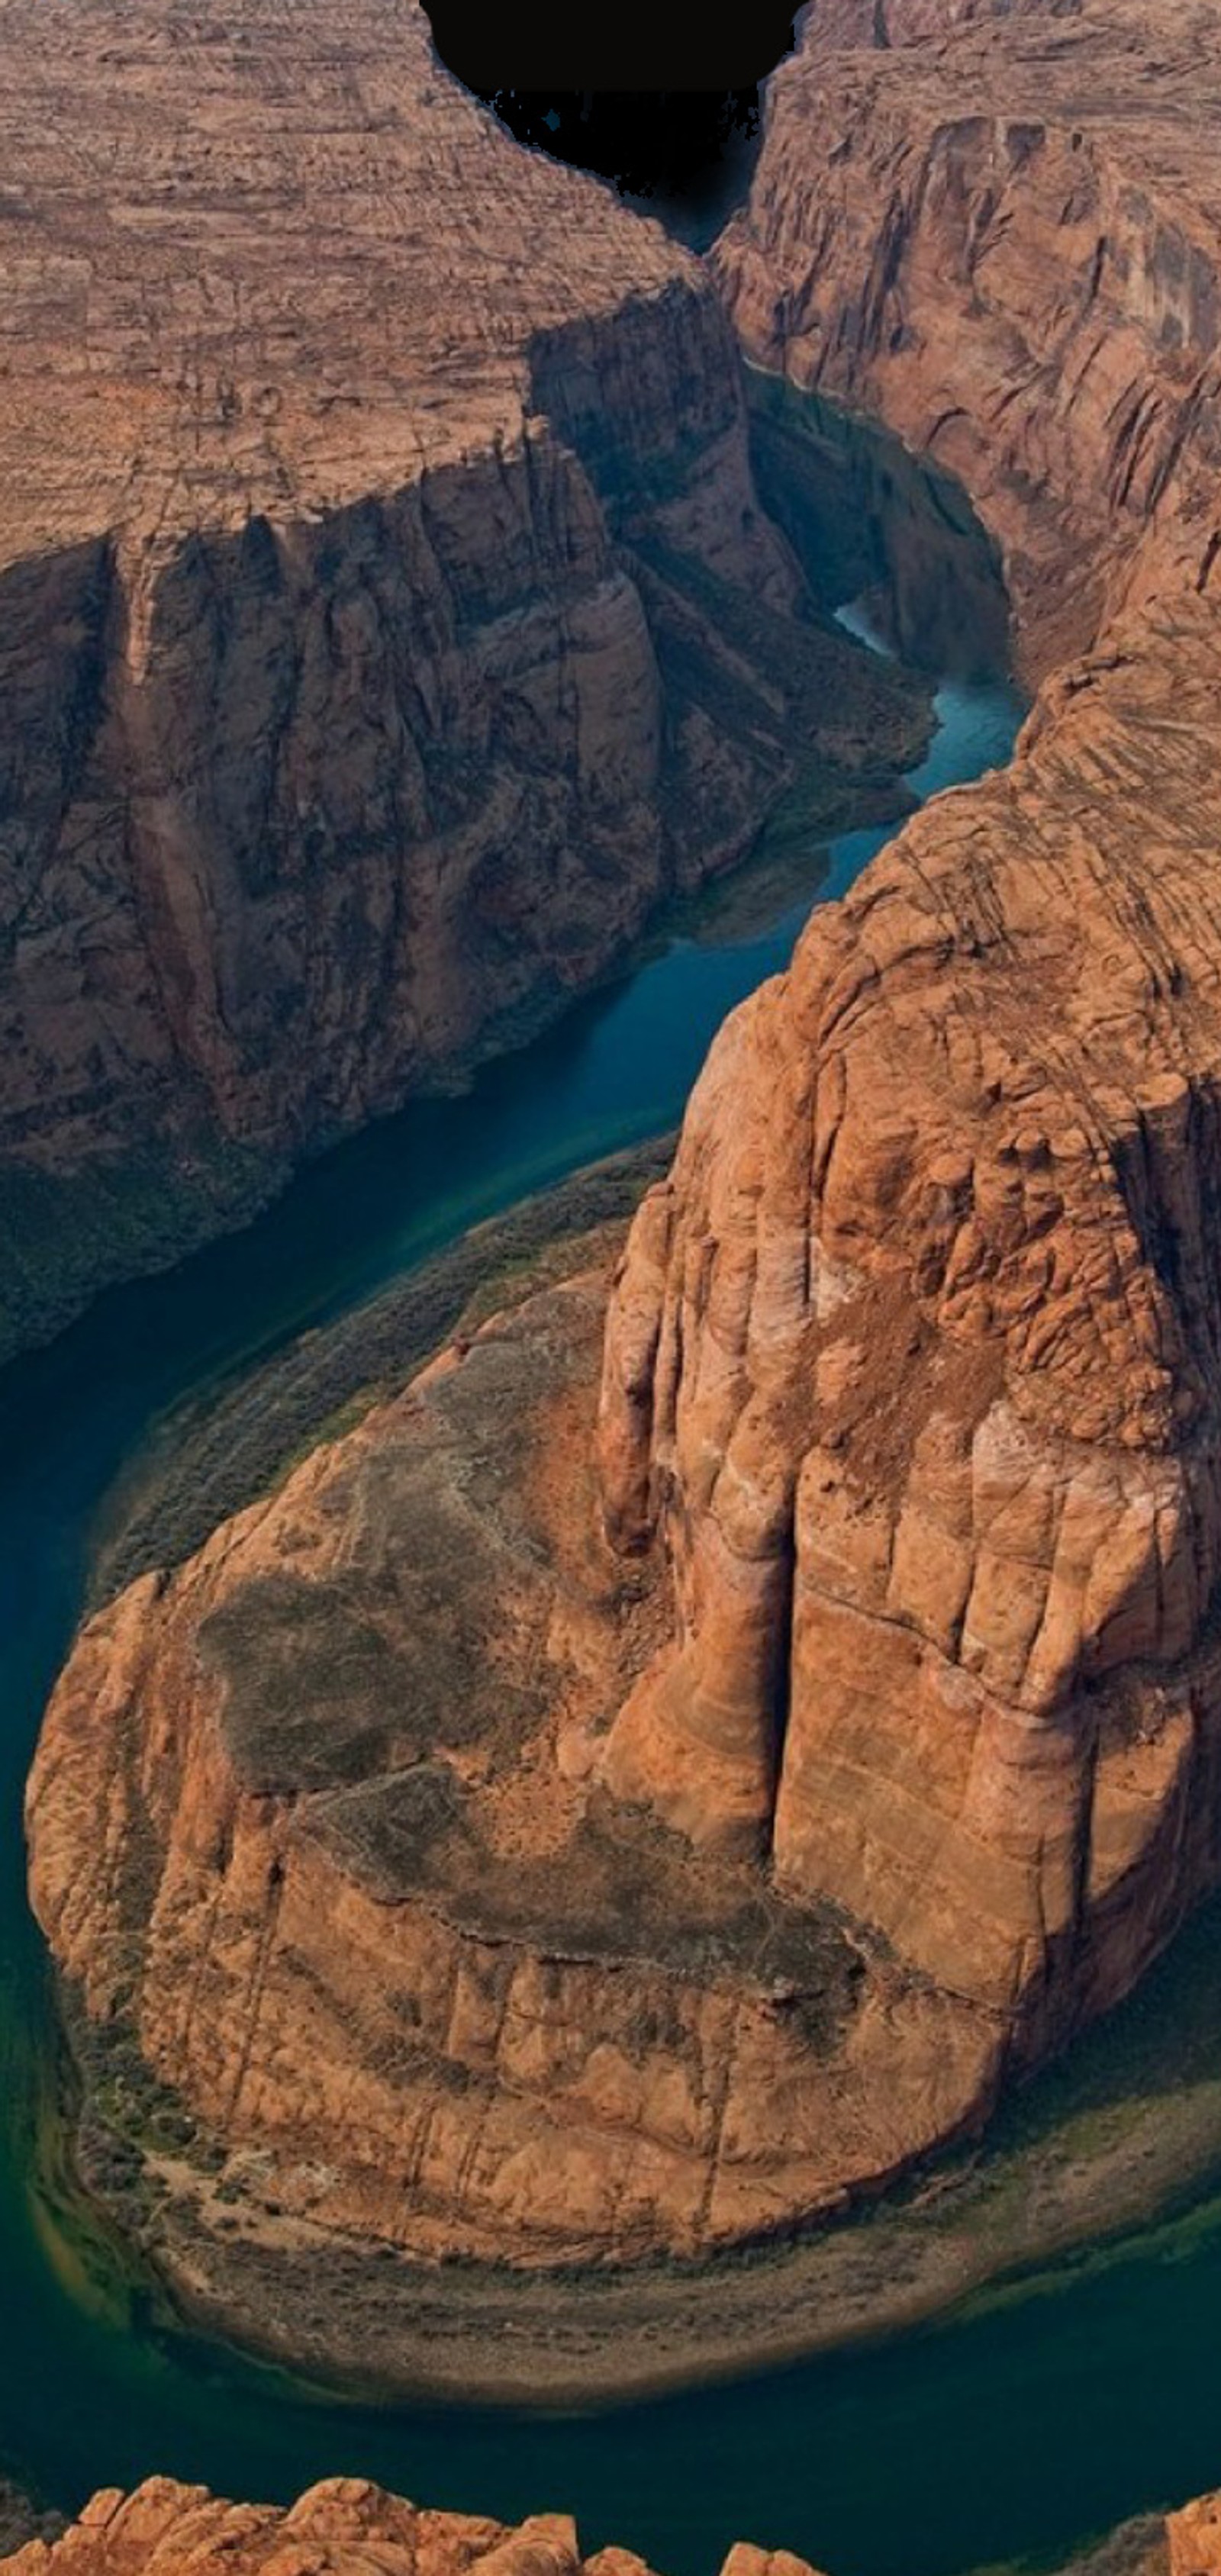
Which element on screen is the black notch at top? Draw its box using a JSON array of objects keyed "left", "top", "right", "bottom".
[{"left": 424, "top": 0, "right": 797, "bottom": 93}]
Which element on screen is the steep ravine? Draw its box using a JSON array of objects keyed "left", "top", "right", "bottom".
[
  {"left": 0, "top": 0, "right": 926, "bottom": 1365},
  {"left": 713, "top": 0, "right": 1221, "bottom": 678},
  {"left": 0, "top": 349, "right": 1051, "bottom": 2550},
  {"left": 20, "top": 459, "right": 1024, "bottom": 2384}
]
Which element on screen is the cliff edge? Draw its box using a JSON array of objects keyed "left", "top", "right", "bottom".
[
  {"left": 0, "top": 0, "right": 923, "bottom": 1357},
  {"left": 601, "top": 0, "right": 1221, "bottom": 2075}
]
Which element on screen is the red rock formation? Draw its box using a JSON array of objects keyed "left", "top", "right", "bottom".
[
  {"left": 598, "top": 0, "right": 1221, "bottom": 2053},
  {"left": 716, "top": 0, "right": 1221, "bottom": 677},
  {"left": 0, "top": 0, "right": 923, "bottom": 1357},
  {"left": 1171, "top": 2496, "right": 1221, "bottom": 2576},
  {"left": 28, "top": 1254, "right": 994, "bottom": 2283},
  {"left": 1, "top": 2471, "right": 1216, "bottom": 2576},
  {"left": 0, "top": 2480, "right": 819, "bottom": 2576}
]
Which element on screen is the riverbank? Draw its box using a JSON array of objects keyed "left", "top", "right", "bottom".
[
  {"left": 85, "top": 2037, "right": 1221, "bottom": 2408},
  {"left": 31, "top": 1781, "right": 1221, "bottom": 2410}
]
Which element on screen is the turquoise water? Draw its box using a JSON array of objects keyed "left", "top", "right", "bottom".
[{"left": 8, "top": 405, "right": 1205, "bottom": 2576}]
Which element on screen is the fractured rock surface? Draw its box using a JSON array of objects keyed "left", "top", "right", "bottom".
[
  {"left": 2, "top": 2472, "right": 1220, "bottom": 2576},
  {"left": 29, "top": 1258, "right": 993, "bottom": 2268},
  {"left": 715, "top": 0, "right": 1221, "bottom": 678},
  {"left": 601, "top": 0, "right": 1221, "bottom": 2057},
  {"left": 0, "top": 2480, "right": 819, "bottom": 2576}
]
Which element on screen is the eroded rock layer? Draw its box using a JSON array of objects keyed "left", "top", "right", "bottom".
[
  {"left": 29, "top": 1252, "right": 994, "bottom": 2267},
  {"left": 0, "top": 0, "right": 923, "bottom": 1357},
  {"left": 599, "top": 0, "right": 1221, "bottom": 2056},
  {"left": 715, "top": 0, "right": 1221, "bottom": 678}
]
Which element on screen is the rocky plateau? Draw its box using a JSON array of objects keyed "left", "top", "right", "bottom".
[
  {"left": 27, "top": 0, "right": 1221, "bottom": 2393},
  {"left": 0, "top": 0, "right": 924, "bottom": 1359}
]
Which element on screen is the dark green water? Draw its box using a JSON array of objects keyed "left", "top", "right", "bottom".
[{"left": 7, "top": 398, "right": 1215, "bottom": 2576}]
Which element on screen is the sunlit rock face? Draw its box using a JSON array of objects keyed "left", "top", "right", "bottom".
[
  {"left": 0, "top": 2457, "right": 1217, "bottom": 2576},
  {"left": 30, "top": 1249, "right": 997, "bottom": 2280},
  {"left": 598, "top": 0, "right": 1221, "bottom": 2059},
  {"left": 0, "top": 2478, "right": 823, "bottom": 2576}
]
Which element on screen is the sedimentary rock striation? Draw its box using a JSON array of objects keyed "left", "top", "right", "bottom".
[
  {"left": 29, "top": 0, "right": 1221, "bottom": 2363},
  {"left": 716, "top": 0, "right": 1221, "bottom": 678},
  {"left": 0, "top": 2480, "right": 818, "bottom": 2576},
  {"left": 600, "top": 0, "right": 1221, "bottom": 2056},
  {"left": 0, "top": 0, "right": 923, "bottom": 1357},
  {"left": 30, "top": 1248, "right": 991, "bottom": 2273}
]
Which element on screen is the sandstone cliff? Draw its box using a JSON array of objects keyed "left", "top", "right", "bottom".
[
  {"left": 598, "top": 0, "right": 1221, "bottom": 2068},
  {"left": 714, "top": 0, "right": 1221, "bottom": 678},
  {"left": 29, "top": 1248, "right": 994, "bottom": 2278},
  {"left": 0, "top": 2480, "right": 817, "bottom": 2576},
  {"left": 0, "top": 0, "right": 923, "bottom": 1359}
]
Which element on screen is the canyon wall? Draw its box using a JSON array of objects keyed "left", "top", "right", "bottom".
[
  {"left": 598, "top": 0, "right": 1221, "bottom": 2060},
  {"left": 0, "top": 0, "right": 923, "bottom": 1359},
  {"left": 717, "top": 0, "right": 1221, "bottom": 675},
  {"left": 29, "top": 1253, "right": 994, "bottom": 2279}
]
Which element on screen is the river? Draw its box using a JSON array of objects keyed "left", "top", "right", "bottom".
[{"left": 6, "top": 387, "right": 1210, "bottom": 2576}]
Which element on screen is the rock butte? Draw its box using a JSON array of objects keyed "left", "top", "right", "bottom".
[
  {"left": 0, "top": 0, "right": 923, "bottom": 1360},
  {"left": 3, "top": 2478, "right": 1221, "bottom": 2576},
  {"left": 32, "top": 1251, "right": 994, "bottom": 2277},
  {"left": 27, "top": 0, "right": 1221, "bottom": 2347}
]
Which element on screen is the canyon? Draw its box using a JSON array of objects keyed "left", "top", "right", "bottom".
[
  {"left": 0, "top": 0, "right": 924, "bottom": 1362},
  {"left": 24, "top": 0, "right": 1221, "bottom": 2437}
]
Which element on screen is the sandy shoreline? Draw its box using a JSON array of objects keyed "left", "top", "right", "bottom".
[{"left": 42, "top": 1960, "right": 1221, "bottom": 2410}]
